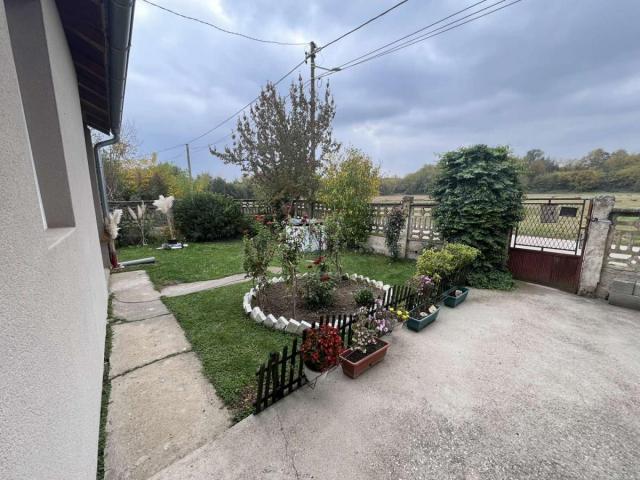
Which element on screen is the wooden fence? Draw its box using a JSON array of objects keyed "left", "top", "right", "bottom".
[{"left": 254, "top": 337, "right": 306, "bottom": 414}]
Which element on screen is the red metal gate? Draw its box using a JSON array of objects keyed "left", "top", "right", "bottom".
[{"left": 508, "top": 198, "right": 592, "bottom": 293}]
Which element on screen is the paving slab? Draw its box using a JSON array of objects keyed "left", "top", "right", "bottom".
[
  {"left": 111, "top": 298, "right": 169, "bottom": 322},
  {"left": 110, "top": 270, "right": 161, "bottom": 303},
  {"left": 151, "top": 282, "right": 640, "bottom": 480},
  {"left": 105, "top": 353, "right": 231, "bottom": 480},
  {"left": 110, "top": 270, "right": 153, "bottom": 295},
  {"left": 160, "top": 274, "right": 249, "bottom": 298},
  {"left": 110, "top": 315, "right": 191, "bottom": 378}
]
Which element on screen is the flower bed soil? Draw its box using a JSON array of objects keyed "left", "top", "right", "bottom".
[{"left": 255, "top": 279, "right": 383, "bottom": 323}]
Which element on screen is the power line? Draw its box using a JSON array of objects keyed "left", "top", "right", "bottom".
[
  {"left": 186, "top": 58, "right": 307, "bottom": 144},
  {"left": 140, "top": 0, "right": 308, "bottom": 46},
  {"left": 317, "top": 0, "right": 525, "bottom": 80},
  {"left": 331, "top": 0, "right": 492, "bottom": 69},
  {"left": 317, "top": 0, "right": 410, "bottom": 52},
  {"left": 142, "top": 0, "right": 416, "bottom": 155},
  {"left": 341, "top": 0, "right": 520, "bottom": 70},
  {"left": 140, "top": 58, "right": 306, "bottom": 157}
]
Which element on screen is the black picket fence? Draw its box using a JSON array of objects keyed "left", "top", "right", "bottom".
[
  {"left": 254, "top": 337, "right": 307, "bottom": 414},
  {"left": 253, "top": 283, "right": 421, "bottom": 414},
  {"left": 253, "top": 272, "right": 475, "bottom": 414}
]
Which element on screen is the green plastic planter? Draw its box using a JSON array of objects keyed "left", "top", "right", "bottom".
[
  {"left": 406, "top": 307, "right": 440, "bottom": 332},
  {"left": 444, "top": 287, "right": 469, "bottom": 307}
]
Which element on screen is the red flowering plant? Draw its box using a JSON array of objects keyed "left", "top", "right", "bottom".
[
  {"left": 301, "top": 324, "right": 345, "bottom": 372},
  {"left": 254, "top": 213, "right": 278, "bottom": 231}
]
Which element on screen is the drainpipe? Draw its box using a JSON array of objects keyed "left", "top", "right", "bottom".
[
  {"left": 92, "top": 0, "right": 135, "bottom": 218},
  {"left": 93, "top": 134, "right": 119, "bottom": 219}
]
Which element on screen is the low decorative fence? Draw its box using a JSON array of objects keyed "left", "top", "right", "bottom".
[
  {"left": 254, "top": 337, "right": 306, "bottom": 414},
  {"left": 254, "top": 284, "right": 421, "bottom": 414}
]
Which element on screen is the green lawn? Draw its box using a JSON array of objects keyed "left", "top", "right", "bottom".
[
  {"left": 118, "top": 241, "right": 245, "bottom": 288},
  {"left": 163, "top": 282, "right": 291, "bottom": 420},
  {"left": 338, "top": 252, "right": 415, "bottom": 285},
  {"left": 119, "top": 239, "right": 417, "bottom": 289}
]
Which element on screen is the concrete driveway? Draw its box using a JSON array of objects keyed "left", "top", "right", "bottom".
[{"left": 152, "top": 282, "right": 640, "bottom": 480}]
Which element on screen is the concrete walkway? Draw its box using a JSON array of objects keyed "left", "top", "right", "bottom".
[
  {"left": 106, "top": 271, "right": 231, "bottom": 480},
  {"left": 160, "top": 266, "right": 282, "bottom": 298},
  {"left": 150, "top": 282, "right": 640, "bottom": 480}
]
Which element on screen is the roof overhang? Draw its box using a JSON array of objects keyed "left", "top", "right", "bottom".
[{"left": 55, "top": 0, "right": 135, "bottom": 135}]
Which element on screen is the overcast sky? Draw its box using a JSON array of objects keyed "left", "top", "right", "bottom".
[{"left": 124, "top": 0, "right": 640, "bottom": 179}]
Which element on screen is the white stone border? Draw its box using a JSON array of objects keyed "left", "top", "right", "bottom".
[{"left": 242, "top": 273, "right": 391, "bottom": 335}]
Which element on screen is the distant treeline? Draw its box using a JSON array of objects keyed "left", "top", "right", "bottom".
[{"left": 381, "top": 148, "right": 640, "bottom": 195}]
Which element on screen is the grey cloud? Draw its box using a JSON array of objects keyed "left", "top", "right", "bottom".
[{"left": 124, "top": 0, "right": 640, "bottom": 178}]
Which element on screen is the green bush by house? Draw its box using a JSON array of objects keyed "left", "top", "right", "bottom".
[{"left": 174, "top": 192, "right": 247, "bottom": 242}]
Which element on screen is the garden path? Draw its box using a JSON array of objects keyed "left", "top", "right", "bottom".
[
  {"left": 105, "top": 270, "right": 231, "bottom": 480},
  {"left": 159, "top": 266, "right": 282, "bottom": 298}
]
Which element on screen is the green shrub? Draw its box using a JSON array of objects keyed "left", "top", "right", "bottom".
[
  {"left": 384, "top": 206, "right": 405, "bottom": 260},
  {"left": 173, "top": 192, "right": 246, "bottom": 242},
  {"left": 416, "top": 243, "right": 479, "bottom": 279},
  {"left": 353, "top": 288, "right": 375, "bottom": 307},
  {"left": 302, "top": 274, "right": 336, "bottom": 309},
  {"left": 433, "top": 145, "right": 524, "bottom": 273},
  {"left": 467, "top": 270, "right": 517, "bottom": 290}
]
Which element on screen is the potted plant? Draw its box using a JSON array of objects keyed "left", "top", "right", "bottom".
[
  {"left": 444, "top": 287, "right": 469, "bottom": 307},
  {"left": 405, "top": 274, "right": 440, "bottom": 331},
  {"left": 407, "top": 305, "right": 440, "bottom": 332},
  {"left": 339, "top": 308, "right": 396, "bottom": 379},
  {"left": 301, "top": 324, "right": 344, "bottom": 376}
]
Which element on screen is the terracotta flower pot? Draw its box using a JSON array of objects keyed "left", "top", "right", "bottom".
[{"left": 339, "top": 339, "right": 390, "bottom": 379}]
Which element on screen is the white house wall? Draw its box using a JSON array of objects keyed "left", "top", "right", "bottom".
[{"left": 0, "top": 0, "right": 108, "bottom": 478}]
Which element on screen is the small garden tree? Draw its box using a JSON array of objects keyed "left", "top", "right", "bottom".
[
  {"left": 211, "top": 77, "right": 339, "bottom": 210},
  {"left": 279, "top": 226, "right": 305, "bottom": 317},
  {"left": 243, "top": 223, "right": 277, "bottom": 307},
  {"left": 319, "top": 148, "right": 380, "bottom": 247},
  {"left": 432, "top": 145, "right": 524, "bottom": 289},
  {"left": 384, "top": 206, "right": 405, "bottom": 260},
  {"left": 323, "top": 213, "right": 346, "bottom": 277}
]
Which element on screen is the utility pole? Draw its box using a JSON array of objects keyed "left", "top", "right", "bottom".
[
  {"left": 185, "top": 143, "right": 193, "bottom": 191},
  {"left": 307, "top": 41, "right": 317, "bottom": 163}
]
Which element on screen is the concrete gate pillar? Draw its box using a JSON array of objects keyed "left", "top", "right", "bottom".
[
  {"left": 578, "top": 195, "right": 616, "bottom": 296},
  {"left": 401, "top": 195, "right": 414, "bottom": 258}
]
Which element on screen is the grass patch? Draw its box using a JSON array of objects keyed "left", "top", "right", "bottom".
[
  {"left": 97, "top": 316, "right": 113, "bottom": 479},
  {"left": 118, "top": 240, "right": 244, "bottom": 289},
  {"left": 338, "top": 251, "right": 415, "bottom": 285},
  {"left": 163, "top": 282, "right": 291, "bottom": 421},
  {"left": 119, "top": 240, "right": 417, "bottom": 290}
]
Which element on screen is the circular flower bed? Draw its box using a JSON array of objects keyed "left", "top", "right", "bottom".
[{"left": 242, "top": 273, "right": 390, "bottom": 335}]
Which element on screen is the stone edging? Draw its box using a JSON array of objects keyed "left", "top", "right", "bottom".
[{"left": 242, "top": 273, "right": 391, "bottom": 335}]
